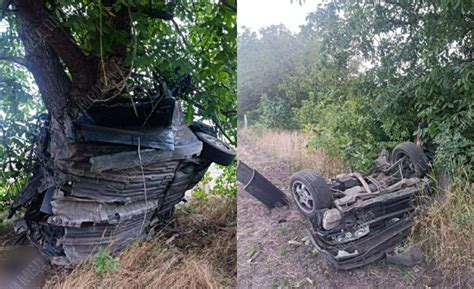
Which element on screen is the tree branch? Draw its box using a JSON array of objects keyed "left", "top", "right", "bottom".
[
  {"left": 171, "top": 19, "right": 190, "bottom": 48},
  {"left": 388, "top": 19, "right": 417, "bottom": 26},
  {"left": 137, "top": 6, "right": 189, "bottom": 48},
  {"left": 14, "top": 0, "right": 96, "bottom": 95},
  {"left": 221, "top": 0, "right": 237, "bottom": 13},
  {"left": 0, "top": 55, "right": 29, "bottom": 67},
  {"left": 140, "top": 7, "right": 174, "bottom": 20}
]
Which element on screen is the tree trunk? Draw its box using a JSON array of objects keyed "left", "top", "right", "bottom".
[{"left": 17, "top": 22, "right": 71, "bottom": 121}]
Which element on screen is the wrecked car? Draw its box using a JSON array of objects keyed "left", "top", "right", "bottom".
[
  {"left": 9, "top": 95, "right": 236, "bottom": 266},
  {"left": 290, "top": 142, "right": 430, "bottom": 270}
]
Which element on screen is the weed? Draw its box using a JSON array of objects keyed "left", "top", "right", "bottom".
[
  {"left": 246, "top": 246, "right": 257, "bottom": 258},
  {"left": 94, "top": 249, "right": 119, "bottom": 276},
  {"left": 309, "top": 249, "right": 319, "bottom": 257},
  {"left": 398, "top": 267, "right": 415, "bottom": 284}
]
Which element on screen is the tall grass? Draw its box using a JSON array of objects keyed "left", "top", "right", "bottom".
[
  {"left": 46, "top": 196, "right": 236, "bottom": 289},
  {"left": 411, "top": 172, "right": 473, "bottom": 279},
  {"left": 239, "top": 128, "right": 345, "bottom": 178}
]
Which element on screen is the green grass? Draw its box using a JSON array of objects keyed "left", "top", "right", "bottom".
[{"left": 94, "top": 249, "right": 120, "bottom": 276}]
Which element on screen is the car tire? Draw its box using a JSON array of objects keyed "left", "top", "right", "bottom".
[
  {"left": 195, "top": 132, "right": 236, "bottom": 166},
  {"left": 290, "top": 170, "right": 333, "bottom": 217},
  {"left": 391, "top": 142, "right": 428, "bottom": 178},
  {"left": 189, "top": 121, "right": 217, "bottom": 137}
]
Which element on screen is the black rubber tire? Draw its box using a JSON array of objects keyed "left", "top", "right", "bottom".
[
  {"left": 189, "top": 122, "right": 217, "bottom": 137},
  {"left": 195, "top": 132, "right": 236, "bottom": 166},
  {"left": 156, "top": 207, "right": 175, "bottom": 227},
  {"left": 290, "top": 170, "right": 333, "bottom": 217},
  {"left": 391, "top": 142, "right": 428, "bottom": 178}
]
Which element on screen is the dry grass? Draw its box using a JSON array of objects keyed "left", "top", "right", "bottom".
[
  {"left": 239, "top": 128, "right": 345, "bottom": 178},
  {"left": 46, "top": 196, "right": 236, "bottom": 289},
  {"left": 411, "top": 174, "right": 474, "bottom": 280}
]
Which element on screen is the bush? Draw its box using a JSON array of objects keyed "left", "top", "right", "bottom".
[
  {"left": 193, "top": 163, "right": 237, "bottom": 200},
  {"left": 296, "top": 93, "right": 393, "bottom": 172},
  {"left": 254, "top": 93, "right": 297, "bottom": 130}
]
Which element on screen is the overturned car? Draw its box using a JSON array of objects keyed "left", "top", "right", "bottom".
[
  {"left": 290, "top": 142, "right": 430, "bottom": 270},
  {"left": 9, "top": 96, "right": 235, "bottom": 266}
]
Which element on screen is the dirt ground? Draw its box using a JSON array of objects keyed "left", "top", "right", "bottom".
[{"left": 237, "top": 141, "right": 463, "bottom": 289}]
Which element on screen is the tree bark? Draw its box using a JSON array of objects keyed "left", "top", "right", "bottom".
[
  {"left": 17, "top": 22, "right": 71, "bottom": 121},
  {"left": 14, "top": 0, "right": 97, "bottom": 120}
]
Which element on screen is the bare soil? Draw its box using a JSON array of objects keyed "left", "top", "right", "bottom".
[{"left": 237, "top": 141, "right": 463, "bottom": 289}]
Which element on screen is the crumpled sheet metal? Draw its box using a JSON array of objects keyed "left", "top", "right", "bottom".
[
  {"left": 49, "top": 198, "right": 160, "bottom": 227},
  {"left": 11, "top": 99, "right": 213, "bottom": 265},
  {"left": 61, "top": 212, "right": 154, "bottom": 264}
]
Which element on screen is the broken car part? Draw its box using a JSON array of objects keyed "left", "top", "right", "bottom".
[
  {"left": 291, "top": 142, "right": 430, "bottom": 270},
  {"left": 237, "top": 161, "right": 288, "bottom": 208},
  {"left": 9, "top": 96, "right": 235, "bottom": 266}
]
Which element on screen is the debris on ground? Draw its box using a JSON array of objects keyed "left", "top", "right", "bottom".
[{"left": 387, "top": 244, "right": 424, "bottom": 267}]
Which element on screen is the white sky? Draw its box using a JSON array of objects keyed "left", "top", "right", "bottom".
[
  {"left": 238, "top": 0, "right": 323, "bottom": 33},
  {"left": 0, "top": 20, "right": 8, "bottom": 33}
]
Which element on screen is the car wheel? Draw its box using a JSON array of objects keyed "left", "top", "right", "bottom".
[
  {"left": 290, "top": 170, "right": 333, "bottom": 217},
  {"left": 189, "top": 121, "right": 217, "bottom": 137},
  {"left": 391, "top": 142, "right": 428, "bottom": 178},
  {"left": 195, "top": 132, "right": 236, "bottom": 166}
]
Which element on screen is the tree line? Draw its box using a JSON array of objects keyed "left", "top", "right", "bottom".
[{"left": 238, "top": 0, "right": 473, "bottom": 177}]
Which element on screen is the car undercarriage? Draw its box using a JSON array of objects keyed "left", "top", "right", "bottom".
[{"left": 290, "top": 142, "right": 430, "bottom": 270}]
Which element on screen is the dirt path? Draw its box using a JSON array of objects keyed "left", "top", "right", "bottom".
[{"left": 237, "top": 141, "right": 449, "bottom": 289}]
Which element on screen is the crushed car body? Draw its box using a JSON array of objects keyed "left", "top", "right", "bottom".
[
  {"left": 290, "top": 142, "right": 430, "bottom": 270},
  {"left": 9, "top": 96, "right": 236, "bottom": 266}
]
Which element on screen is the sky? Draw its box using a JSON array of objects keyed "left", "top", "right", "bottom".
[
  {"left": 238, "top": 0, "right": 323, "bottom": 33},
  {"left": 0, "top": 20, "right": 8, "bottom": 33}
]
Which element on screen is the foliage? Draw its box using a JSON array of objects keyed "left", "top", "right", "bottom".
[
  {"left": 304, "top": 0, "right": 473, "bottom": 177},
  {"left": 299, "top": 96, "right": 391, "bottom": 172},
  {"left": 94, "top": 249, "right": 120, "bottom": 276},
  {"left": 0, "top": 65, "right": 45, "bottom": 210},
  {"left": 0, "top": 0, "right": 237, "bottom": 206},
  {"left": 254, "top": 93, "right": 296, "bottom": 130},
  {"left": 239, "top": 0, "right": 473, "bottom": 177},
  {"left": 194, "top": 162, "right": 237, "bottom": 200},
  {"left": 213, "top": 163, "right": 237, "bottom": 197}
]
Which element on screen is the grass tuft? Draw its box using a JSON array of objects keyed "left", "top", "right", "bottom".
[{"left": 93, "top": 249, "right": 119, "bottom": 276}]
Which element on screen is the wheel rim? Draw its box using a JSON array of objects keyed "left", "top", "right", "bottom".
[
  {"left": 201, "top": 134, "right": 231, "bottom": 152},
  {"left": 291, "top": 181, "right": 314, "bottom": 213},
  {"left": 397, "top": 154, "right": 416, "bottom": 177}
]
